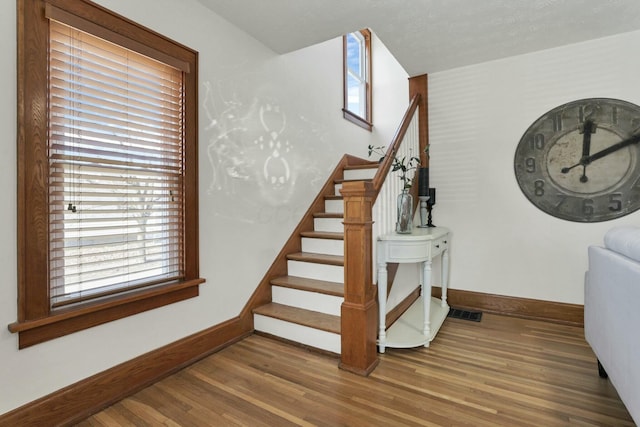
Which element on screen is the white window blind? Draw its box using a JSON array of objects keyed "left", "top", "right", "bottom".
[{"left": 48, "top": 20, "right": 185, "bottom": 308}]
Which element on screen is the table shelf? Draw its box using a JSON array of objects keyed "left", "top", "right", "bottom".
[{"left": 381, "top": 296, "right": 449, "bottom": 348}]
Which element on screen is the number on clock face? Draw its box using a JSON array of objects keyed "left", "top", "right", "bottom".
[{"left": 514, "top": 98, "right": 640, "bottom": 222}]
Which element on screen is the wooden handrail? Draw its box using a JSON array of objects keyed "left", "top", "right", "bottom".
[{"left": 371, "top": 93, "right": 421, "bottom": 195}]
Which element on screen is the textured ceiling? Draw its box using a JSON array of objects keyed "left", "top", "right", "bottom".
[{"left": 197, "top": 0, "right": 640, "bottom": 76}]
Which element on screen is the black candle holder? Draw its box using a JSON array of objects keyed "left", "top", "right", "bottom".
[
  {"left": 426, "top": 204, "right": 435, "bottom": 227},
  {"left": 426, "top": 188, "right": 436, "bottom": 227}
]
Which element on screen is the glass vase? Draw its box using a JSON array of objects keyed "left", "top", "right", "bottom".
[{"left": 396, "top": 189, "right": 413, "bottom": 233}]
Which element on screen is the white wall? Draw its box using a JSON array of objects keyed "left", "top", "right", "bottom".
[
  {"left": 0, "top": 0, "right": 408, "bottom": 415},
  {"left": 429, "top": 30, "right": 640, "bottom": 304}
]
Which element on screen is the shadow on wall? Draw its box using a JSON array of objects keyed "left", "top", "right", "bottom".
[{"left": 202, "top": 79, "right": 330, "bottom": 224}]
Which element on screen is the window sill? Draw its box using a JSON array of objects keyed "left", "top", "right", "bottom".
[
  {"left": 343, "top": 109, "right": 373, "bottom": 131},
  {"left": 8, "top": 278, "right": 205, "bottom": 349}
]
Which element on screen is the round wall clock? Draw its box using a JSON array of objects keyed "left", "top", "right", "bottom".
[{"left": 514, "top": 98, "right": 640, "bottom": 222}]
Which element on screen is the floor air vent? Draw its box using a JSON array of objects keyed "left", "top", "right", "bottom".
[{"left": 448, "top": 308, "right": 482, "bottom": 322}]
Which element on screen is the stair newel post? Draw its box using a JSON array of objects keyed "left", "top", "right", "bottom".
[{"left": 339, "top": 180, "right": 379, "bottom": 375}]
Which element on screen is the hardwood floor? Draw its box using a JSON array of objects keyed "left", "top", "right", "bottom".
[{"left": 77, "top": 313, "right": 634, "bottom": 426}]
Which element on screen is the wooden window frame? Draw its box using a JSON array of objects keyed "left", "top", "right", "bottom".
[
  {"left": 342, "top": 29, "right": 372, "bottom": 131},
  {"left": 10, "top": 0, "right": 204, "bottom": 349}
]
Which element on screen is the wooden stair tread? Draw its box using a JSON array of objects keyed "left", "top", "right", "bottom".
[
  {"left": 334, "top": 178, "right": 374, "bottom": 184},
  {"left": 300, "top": 231, "right": 343, "bottom": 240},
  {"left": 271, "top": 276, "right": 344, "bottom": 297},
  {"left": 314, "top": 212, "right": 343, "bottom": 219},
  {"left": 253, "top": 303, "right": 341, "bottom": 334},
  {"left": 324, "top": 195, "right": 343, "bottom": 201},
  {"left": 287, "top": 252, "right": 344, "bottom": 266},
  {"left": 343, "top": 163, "right": 378, "bottom": 170}
]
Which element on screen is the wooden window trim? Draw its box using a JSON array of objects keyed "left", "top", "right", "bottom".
[
  {"left": 11, "top": 0, "right": 203, "bottom": 348},
  {"left": 342, "top": 108, "right": 373, "bottom": 131},
  {"left": 342, "top": 29, "right": 372, "bottom": 131}
]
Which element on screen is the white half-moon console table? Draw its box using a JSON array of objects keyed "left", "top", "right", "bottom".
[{"left": 376, "top": 226, "right": 450, "bottom": 353}]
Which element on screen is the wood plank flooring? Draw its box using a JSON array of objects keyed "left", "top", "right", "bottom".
[{"left": 77, "top": 313, "right": 634, "bottom": 426}]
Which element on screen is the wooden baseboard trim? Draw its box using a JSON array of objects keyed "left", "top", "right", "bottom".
[
  {"left": 432, "top": 288, "right": 584, "bottom": 326},
  {"left": 0, "top": 316, "right": 251, "bottom": 426}
]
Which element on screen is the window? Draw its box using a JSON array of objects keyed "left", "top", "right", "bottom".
[
  {"left": 342, "top": 29, "right": 372, "bottom": 130},
  {"left": 10, "top": 0, "right": 203, "bottom": 348}
]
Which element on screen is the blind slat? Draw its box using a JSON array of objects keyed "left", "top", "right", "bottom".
[
  {"left": 50, "top": 163, "right": 183, "bottom": 180},
  {"left": 49, "top": 97, "right": 182, "bottom": 137},
  {"left": 49, "top": 98, "right": 182, "bottom": 135},
  {"left": 49, "top": 121, "right": 182, "bottom": 148},
  {"left": 49, "top": 131, "right": 182, "bottom": 157},
  {"left": 51, "top": 235, "right": 183, "bottom": 251},
  {"left": 49, "top": 41, "right": 184, "bottom": 91},
  {"left": 50, "top": 238, "right": 180, "bottom": 260},
  {"left": 50, "top": 153, "right": 182, "bottom": 173},
  {"left": 52, "top": 257, "right": 183, "bottom": 282},
  {"left": 49, "top": 66, "right": 182, "bottom": 111}
]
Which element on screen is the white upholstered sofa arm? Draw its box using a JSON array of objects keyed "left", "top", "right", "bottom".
[
  {"left": 604, "top": 225, "right": 640, "bottom": 262},
  {"left": 585, "top": 226, "right": 640, "bottom": 424}
]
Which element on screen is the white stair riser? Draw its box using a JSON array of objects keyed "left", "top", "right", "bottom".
[
  {"left": 334, "top": 183, "right": 342, "bottom": 196},
  {"left": 287, "top": 260, "right": 344, "bottom": 283},
  {"left": 254, "top": 315, "right": 341, "bottom": 353},
  {"left": 344, "top": 168, "right": 377, "bottom": 181},
  {"left": 324, "top": 199, "right": 343, "bottom": 213},
  {"left": 272, "top": 286, "right": 343, "bottom": 316},
  {"left": 313, "top": 217, "right": 343, "bottom": 233},
  {"left": 301, "top": 237, "right": 344, "bottom": 256}
]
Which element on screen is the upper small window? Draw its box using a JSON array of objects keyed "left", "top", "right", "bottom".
[{"left": 343, "top": 29, "right": 372, "bottom": 131}]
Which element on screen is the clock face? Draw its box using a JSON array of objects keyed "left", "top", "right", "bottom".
[{"left": 514, "top": 98, "right": 640, "bottom": 222}]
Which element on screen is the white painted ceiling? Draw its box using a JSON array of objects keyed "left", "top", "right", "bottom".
[{"left": 197, "top": 0, "right": 640, "bottom": 76}]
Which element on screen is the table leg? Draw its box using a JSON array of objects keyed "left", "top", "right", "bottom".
[
  {"left": 377, "top": 260, "right": 388, "bottom": 353},
  {"left": 423, "top": 259, "right": 432, "bottom": 346},
  {"left": 441, "top": 248, "right": 449, "bottom": 307}
]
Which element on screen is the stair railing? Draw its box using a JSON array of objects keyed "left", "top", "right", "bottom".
[
  {"left": 371, "top": 94, "right": 422, "bottom": 199},
  {"left": 371, "top": 96, "right": 421, "bottom": 285}
]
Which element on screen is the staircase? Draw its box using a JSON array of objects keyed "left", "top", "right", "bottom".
[
  {"left": 252, "top": 163, "right": 378, "bottom": 353},
  {"left": 248, "top": 90, "right": 425, "bottom": 372}
]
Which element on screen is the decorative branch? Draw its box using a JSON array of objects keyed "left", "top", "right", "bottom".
[{"left": 368, "top": 144, "right": 420, "bottom": 189}]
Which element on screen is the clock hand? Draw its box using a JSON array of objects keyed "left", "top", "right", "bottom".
[
  {"left": 578, "top": 120, "right": 596, "bottom": 183},
  {"left": 561, "top": 132, "right": 640, "bottom": 174},
  {"left": 580, "top": 120, "right": 595, "bottom": 159}
]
